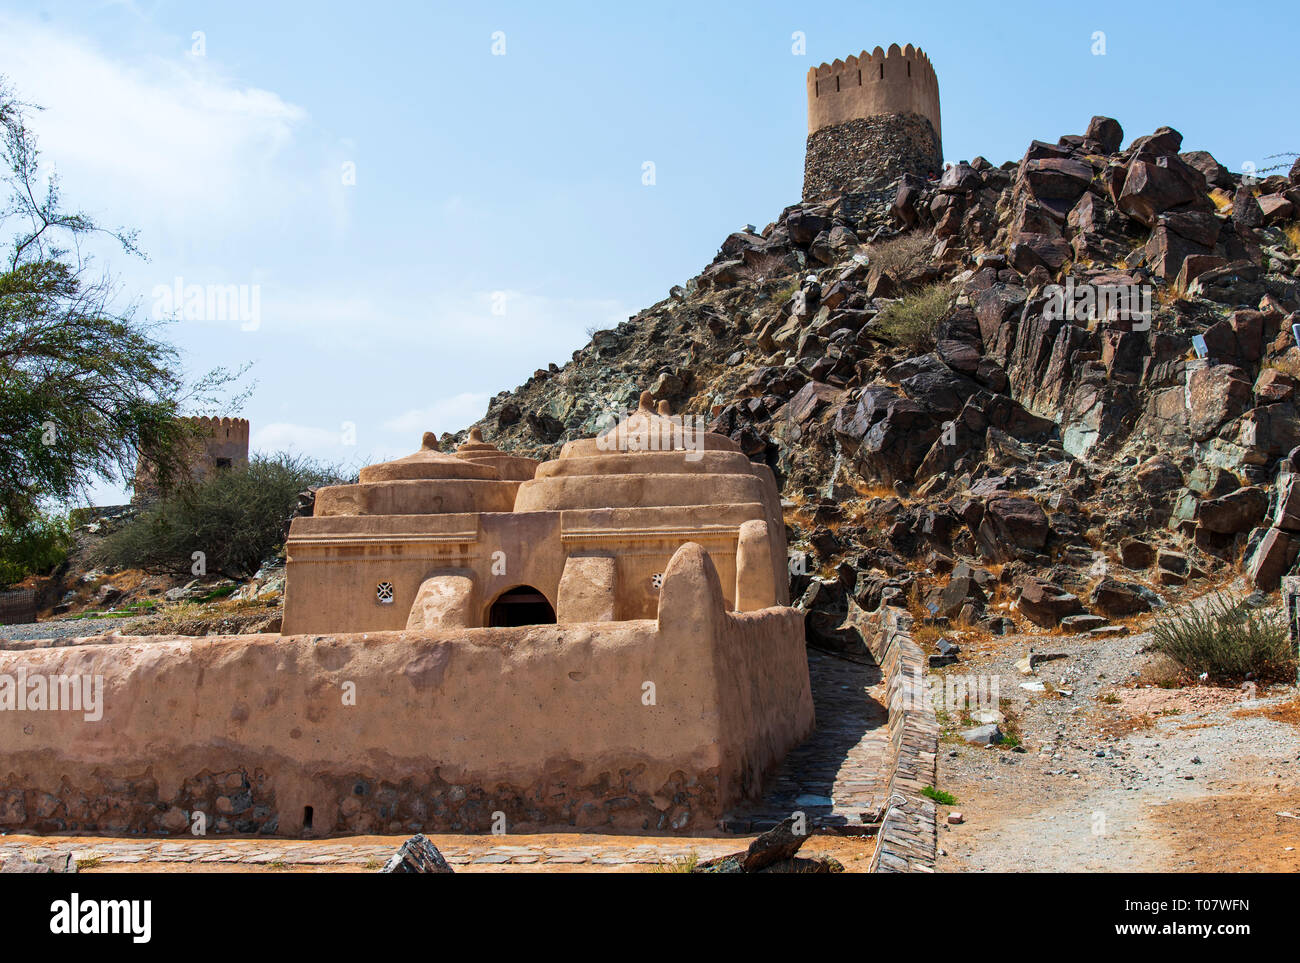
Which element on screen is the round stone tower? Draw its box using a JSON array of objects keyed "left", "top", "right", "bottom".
[{"left": 803, "top": 43, "right": 942, "bottom": 200}]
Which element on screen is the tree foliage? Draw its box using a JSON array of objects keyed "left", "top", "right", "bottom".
[
  {"left": 94, "top": 453, "right": 353, "bottom": 580},
  {"left": 0, "top": 509, "right": 70, "bottom": 587},
  {"left": 0, "top": 77, "right": 246, "bottom": 530}
]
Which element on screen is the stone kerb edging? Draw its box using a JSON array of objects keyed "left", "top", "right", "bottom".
[{"left": 863, "top": 606, "right": 939, "bottom": 873}]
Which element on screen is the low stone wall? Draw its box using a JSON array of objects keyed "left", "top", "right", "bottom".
[
  {"left": 803, "top": 113, "right": 942, "bottom": 201},
  {"left": 0, "top": 544, "right": 814, "bottom": 839},
  {"left": 861, "top": 607, "right": 939, "bottom": 873}
]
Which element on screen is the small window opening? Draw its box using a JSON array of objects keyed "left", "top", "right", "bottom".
[
  {"left": 488, "top": 586, "right": 557, "bottom": 627},
  {"left": 215, "top": 457, "right": 233, "bottom": 470},
  {"left": 303, "top": 805, "right": 314, "bottom": 830},
  {"left": 376, "top": 581, "right": 395, "bottom": 604},
  {"left": 879, "top": 63, "right": 884, "bottom": 79}
]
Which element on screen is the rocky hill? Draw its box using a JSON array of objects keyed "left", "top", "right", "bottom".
[{"left": 454, "top": 116, "right": 1300, "bottom": 648}]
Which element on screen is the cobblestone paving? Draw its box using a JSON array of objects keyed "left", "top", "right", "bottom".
[
  {"left": 0, "top": 836, "right": 741, "bottom": 871},
  {"left": 722, "top": 648, "right": 888, "bottom": 833}
]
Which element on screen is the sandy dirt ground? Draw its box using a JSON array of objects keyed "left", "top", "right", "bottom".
[{"left": 930, "top": 620, "right": 1300, "bottom": 872}]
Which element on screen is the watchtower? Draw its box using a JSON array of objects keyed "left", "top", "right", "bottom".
[
  {"left": 132, "top": 416, "right": 250, "bottom": 500},
  {"left": 803, "top": 43, "right": 943, "bottom": 199}
]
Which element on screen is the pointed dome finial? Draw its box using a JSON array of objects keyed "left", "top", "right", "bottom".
[
  {"left": 638, "top": 390, "right": 654, "bottom": 411},
  {"left": 469, "top": 427, "right": 484, "bottom": 443},
  {"left": 421, "top": 431, "right": 438, "bottom": 450},
  {"left": 657, "top": 400, "right": 672, "bottom": 415}
]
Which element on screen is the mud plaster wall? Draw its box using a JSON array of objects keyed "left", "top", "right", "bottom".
[{"left": 0, "top": 553, "right": 811, "bottom": 837}]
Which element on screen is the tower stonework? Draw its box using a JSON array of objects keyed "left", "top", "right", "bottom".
[
  {"left": 132, "top": 416, "right": 250, "bottom": 500},
  {"left": 803, "top": 43, "right": 942, "bottom": 200}
]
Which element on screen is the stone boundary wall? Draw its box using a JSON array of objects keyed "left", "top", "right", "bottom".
[
  {"left": 0, "top": 544, "right": 814, "bottom": 839},
  {"left": 861, "top": 607, "right": 939, "bottom": 873}
]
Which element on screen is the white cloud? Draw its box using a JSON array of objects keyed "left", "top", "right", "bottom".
[
  {"left": 252, "top": 422, "right": 347, "bottom": 454},
  {"left": 0, "top": 14, "right": 308, "bottom": 234},
  {"left": 382, "top": 392, "right": 492, "bottom": 437}
]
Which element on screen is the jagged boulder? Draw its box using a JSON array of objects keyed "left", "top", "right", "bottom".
[
  {"left": 1016, "top": 576, "right": 1084, "bottom": 627},
  {"left": 380, "top": 834, "right": 455, "bottom": 874},
  {"left": 977, "top": 495, "right": 1050, "bottom": 562},
  {"left": 1195, "top": 486, "right": 1268, "bottom": 534},
  {"left": 1089, "top": 578, "right": 1159, "bottom": 617}
]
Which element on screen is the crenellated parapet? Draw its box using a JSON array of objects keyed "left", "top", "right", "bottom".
[
  {"left": 807, "top": 43, "right": 941, "bottom": 141},
  {"left": 132, "top": 416, "right": 251, "bottom": 499},
  {"left": 182, "top": 415, "right": 250, "bottom": 446}
]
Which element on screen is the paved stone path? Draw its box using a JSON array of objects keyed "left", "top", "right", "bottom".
[
  {"left": 0, "top": 836, "right": 742, "bottom": 871},
  {"left": 722, "top": 648, "right": 889, "bottom": 833}
]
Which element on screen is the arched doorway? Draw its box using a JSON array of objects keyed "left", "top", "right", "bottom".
[{"left": 487, "top": 586, "right": 557, "bottom": 627}]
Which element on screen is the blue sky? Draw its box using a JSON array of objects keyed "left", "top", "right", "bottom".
[{"left": 1, "top": 0, "right": 1296, "bottom": 504}]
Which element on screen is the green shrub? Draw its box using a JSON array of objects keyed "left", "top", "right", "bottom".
[
  {"left": 94, "top": 453, "right": 352, "bottom": 579},
  {"left": 0, "top": 510, "right": 71, "bottom": 587},
  {"left": 920, "top": 786, "right": 956, "bottom": 805},
  {"left": 874, "top": 282, "right": 955, "bottom": 352},
  {"left": 1150, "top": 593, "right": 1295, "bottom": 683}
]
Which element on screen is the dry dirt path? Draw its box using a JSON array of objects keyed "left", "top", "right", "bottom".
[{"left": 930, "top": 624, "right": 1300, "bottom": 872}]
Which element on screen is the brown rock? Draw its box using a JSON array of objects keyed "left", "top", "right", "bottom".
[
  {"left": 1118, "top": 157, "right": 1203, "bottom": 226},
  {"left": 977, "top": 495, "right": 1049, "bottom": 562},
  {"left": 1196, "top": 486, "right": 1268, "bottom": 534},
  {"left": 1016, "top": 576, "right": 1083, "bottom": 627},
  {"left": 1259, "top": 194, "right": 1295, "bottom": 225},
  {"left": 1085, "top": 116, "right": 1124, "bottom": 154},
  {"left": 1119, "top": 538, "right": 1157, "bottom": 569},
  {"left": 1247, "top": 528, "right": 1299, "bottom": 591},
  {"left": 1186, "top": 364, "right": 1253, "bottom": 441},
  {"left": 1089, "top": 578, "right": 1155, "bottom": 617}
]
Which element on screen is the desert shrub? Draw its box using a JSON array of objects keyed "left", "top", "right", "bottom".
[
  {"left": 94, "top": 453, "right": 352, "bottom": 579},
  {"left": 1150, "top": 593, "right": 1295, "bottom": 683},
  {"left": 920, "top": 786, "right": 956, "bottom": 805},
  {"left": 874, "top": 282, "right": 955, "bottom": 352},
  {"left": 0, "top": 510, "right": 71, "bottom": 586},
  {"left": 865, "top": 232, "right": 932, "bottom": 281},
  {"left": 1283, "top": 223, "right": 1300, "bottom": 258},
  {"left": 738, "top": 251, "right": 796, "bottom": 285}
]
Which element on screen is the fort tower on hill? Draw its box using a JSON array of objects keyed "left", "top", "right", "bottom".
[{"left": 803, "top": 43, "right": 943, "bottom": 199}]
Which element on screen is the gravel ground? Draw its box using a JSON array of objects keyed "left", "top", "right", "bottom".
[
  {"left": 929, "top": 619, "right": 1300, "bottom": 872},
  {"left": 0, "top": 618, "right": 126, "bottom": 643}
]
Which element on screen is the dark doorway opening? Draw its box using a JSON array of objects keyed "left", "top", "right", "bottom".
[
  {"left": 303, "top": 805, "right": 314, "bottom": 830},
  {"left": 488, "top": 586, "right": 557, "bottom": 627}
]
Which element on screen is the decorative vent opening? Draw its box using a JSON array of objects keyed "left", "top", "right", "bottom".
[
  {"left": 651, "top": 573, "right": 664, "bottom": 591},
  {"left": 376, "top": 581, "right": 395, "bottom": 604}
]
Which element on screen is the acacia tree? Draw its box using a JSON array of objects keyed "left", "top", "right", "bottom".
[{"left": 0, "top": 78, "right": 244, "bottom": 532}]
